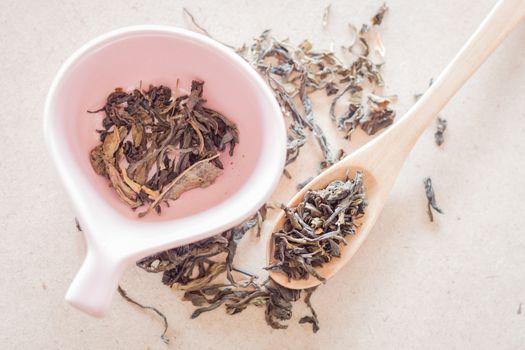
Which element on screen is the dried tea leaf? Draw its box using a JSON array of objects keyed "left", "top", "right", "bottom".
[
  {"left": 102, "top": 128, "right": 120, "bottom": 159},
  {"left": 299, "top": 39, "right": 313, "bottom": 53},
  {"left": 118, "top": 285, "right": 169, "bottom": 344},
  {"left": 360, "top": 109, "right": 395, "bottom": 134},
  {"left": 350, "top": 37, "right": 369, "bottom": 57},
  {"left": 435, "top": 117, "right": 447, "bottom": 146},
  {"left": 424, "top": 177, "right": 443, "bottom": 222},
  {"left": 360, "top": 94, "right": 397, "bottom": 135},
  {"left": 89, "top": 145, "right": 106, "bottom": 176},
  {"left": 88, "top": 81, "right": 238, "bottom": 217},
  {"left": 142, "top": 185, "right": 160, "bottom": 200},
  {"left": 267, "top": 172, "right": 366, "bottom": 282},
  {"left": 139, "top": 155, "right": 222, "bottom": 217},
  {"left": 178, "top": 263, "right": 226, "bottom": 292},
  {"left": 120, "top": 165, "right": 143, "bottom": 193},
  {"left": 75, "top": 217, "right": 82, "bottom": 231},
  {"left": 235, "top": 4, "right": 395, "bottom": 168},
  {"left": 135, "top": 205, "right": 321, "bottom": 330},
  {"left": 371, "top": 3, "right": 388, "bottom": 26},
  {"left": 298, "top": 287, "right": 320, "bottom": 333},
  {"left": 182, "top": 8, "right": 235, "bottom": 49},
  {"left": 105, "top": 161, "right": 141, "bottom": 208},
  {"left": 130, "top": 123, "right": 144, "bottom": 148},
  {"left": 164, "top": 156, "right": 223, "bottom": 201},
  {"left": 183, "top": 8, "right": 212, "bottom": 37}
]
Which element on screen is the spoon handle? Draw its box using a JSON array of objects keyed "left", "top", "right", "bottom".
[{"left": 376, "top": 0, "right": 525, "bottom": 157}]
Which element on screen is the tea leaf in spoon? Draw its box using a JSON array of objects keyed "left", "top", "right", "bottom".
[{"left": 267, "top": 172, "right": 367, "bottom": 282}]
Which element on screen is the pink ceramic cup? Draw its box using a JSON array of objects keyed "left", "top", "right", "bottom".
[{"left": 44, "top": 26, "right": 286, "bottom": 317}]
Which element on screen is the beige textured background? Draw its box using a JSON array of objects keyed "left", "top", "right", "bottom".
[{"left": 1, "top": 0, "right": 525, "bottom": 349}]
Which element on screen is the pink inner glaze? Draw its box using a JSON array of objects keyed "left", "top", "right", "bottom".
[{"left": 54, "top": 33, "right": 265, "bottom": 222}]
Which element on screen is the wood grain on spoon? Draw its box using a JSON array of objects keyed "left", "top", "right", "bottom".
[{"left": 268, "top": 0, "right": 525, "bottom": 289}]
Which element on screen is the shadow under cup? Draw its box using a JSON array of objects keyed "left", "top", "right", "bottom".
[{"left": 49, "top": 30, "right": 277, "bottom": 222}]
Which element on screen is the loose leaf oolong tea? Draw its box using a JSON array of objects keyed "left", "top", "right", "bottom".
[
  {"left": 88, "top": 81, "right": 238, "bottom": 217},
  {"left": 267, "top": 172, "right": 367, "bottom": 282},
  {"left": 120, "top": 3, "right": 393, "bottom": 337},
  {"left": 235, "top": 3, "right": 395, "bottom": 170},
  {"left": 136, "top": 208, "right": 320, "bottom": 332}
]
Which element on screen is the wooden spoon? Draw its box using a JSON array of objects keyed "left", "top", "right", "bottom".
[{"left": 268, "top": 0, "right": 525, "bottom": 289}]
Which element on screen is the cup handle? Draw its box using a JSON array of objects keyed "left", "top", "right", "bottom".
[{"left": 65, "top": 248, "right": 125, "bottom": 317}]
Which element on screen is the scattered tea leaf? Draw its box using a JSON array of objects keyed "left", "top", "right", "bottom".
[
  {"left": 360, "top": 94, "right": 397, "bottom": 135},
  {"left": 371, "top": 3, "right": 388, "bottom": 25},
  {"left": 435, "top": 117, "right": 447, "bottom": 146},
  {"left": 424, "top": 177, "right": 443, "bottom": 222},
  {"left": 298, "top": 287, "right": 320, "bottom": 333},
  {"left": 118, "top": 285, "right": 170, "bottom": 344},
  {"left": 236, "top": 3, "right": 394, "bottom": 169},
  {"left": 74, "top": 218, "right": 82, "bottom": 232},
  {"left": 183, "top": 8, "right": 236, "bottom": 49}
]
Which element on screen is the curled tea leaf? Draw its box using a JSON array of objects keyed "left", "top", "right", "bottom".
[
  {"left": 105, "top": 161, "right": 141, "bottom": 208},
  {"left": 89, "top": 145, "right": 106, "bottom": 176},
  {"left": 435, "top": 117, "right": 447, "bottom": 146},
  {"left": 139, "top": 155, "right": 222, "bottom": 217},
  {"left": 267, "top": 172, "right": 367, "bottom": 282},
  {"left": 424, "top": 177, "right": 443, "bottom": 222},
  {"left": 102, "top": 126, "right": 127, "bottom": 160},
  {"left": 182, "top": 8, "right": 236, "bottom": 49},
  {"left": 88, "top": 81, "right": 238, "bottom": 217},
  {"left": 118, "top": 285, "right": 170, "bottom": 344},
  {"left": 360, "top": 94, "right": 397, "bottom": 135},
  {"left": 371, "top": 3, "right": 388, "bottom": 26},
  {"left": 298, "top": 287, "right": 320, "bottom": 333},
  {"left": 130, "top": 123, "right": 144, "bottom": 148}
]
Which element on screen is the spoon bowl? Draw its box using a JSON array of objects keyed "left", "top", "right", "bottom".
[
  {"left": 268, "top": 0, "right": 525, "bottom": 289},
  {"left": 268, "top": 131, "right": 401, "bottom": 289},
  {"left": 268, "top": 166, "right": 381, "bottom": 289}
]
